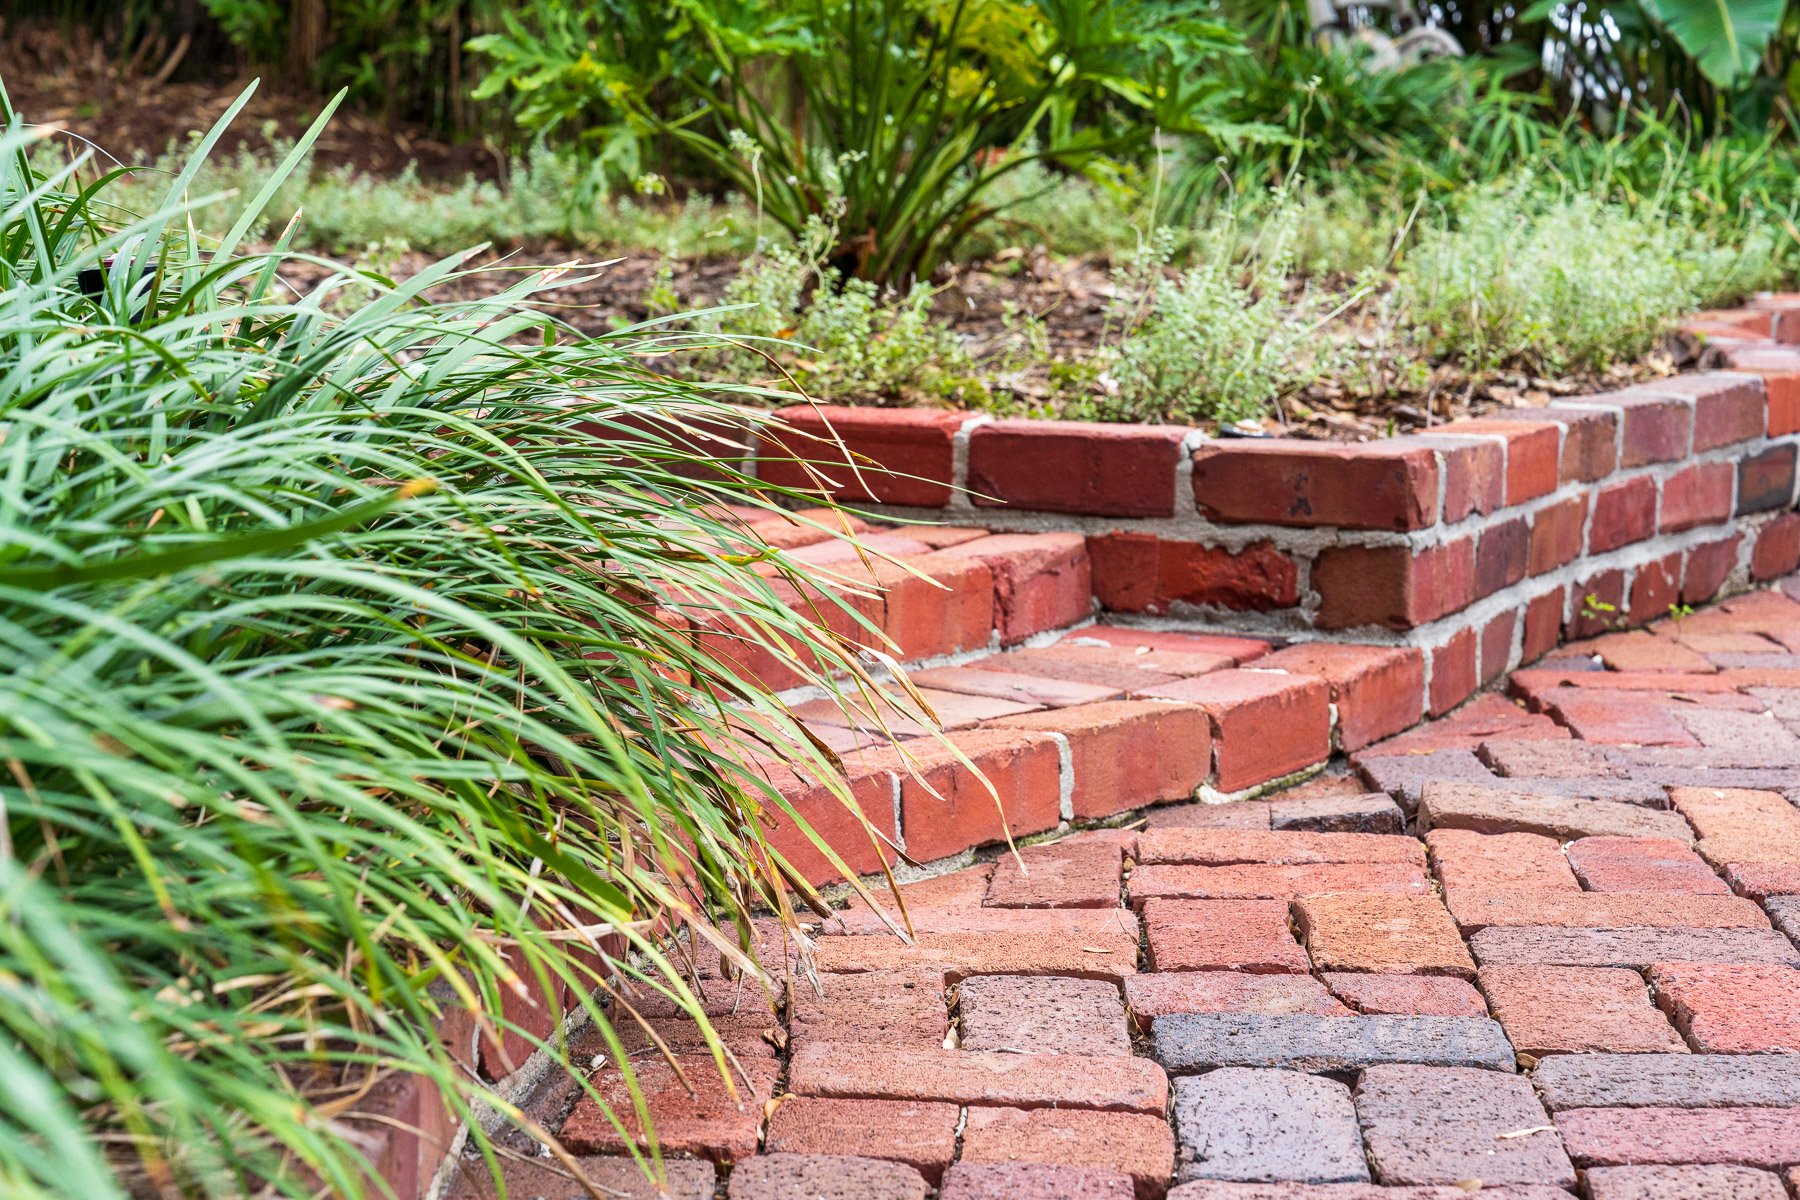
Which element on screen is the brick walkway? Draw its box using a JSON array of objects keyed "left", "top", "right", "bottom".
[{"left": 450, "top": 580, "right": 1800, "bottom": 1200}]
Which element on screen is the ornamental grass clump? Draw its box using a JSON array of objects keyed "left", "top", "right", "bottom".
[{"left": 0, "top": 85, "right": 901, "bottom": 1199}]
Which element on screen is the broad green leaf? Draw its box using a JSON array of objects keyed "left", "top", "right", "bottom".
[{"left": 1640, "top": 0, "right": 1788, "bottom": 87}]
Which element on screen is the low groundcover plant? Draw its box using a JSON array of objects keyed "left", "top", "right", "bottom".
[{"left": 0, "top": 86, "right": 898, "bottom": 1199}]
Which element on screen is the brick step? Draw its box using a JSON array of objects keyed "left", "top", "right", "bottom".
[{"left": 762, "top": 626, "right": 1432, "bottom": 885}]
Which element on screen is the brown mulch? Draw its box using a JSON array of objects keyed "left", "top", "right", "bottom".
[{"left": 2, "top": 18, "right": 497, "bottom": 183}]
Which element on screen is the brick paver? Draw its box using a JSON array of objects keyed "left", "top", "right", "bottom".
[
  {"left": 1357, "top": 1064, "right": 1575, "bottom": 1187},
  {"left": 1172, "top": 1068, "right": 1368, "bottom": 1184},
  {"left": 498, "top": 579, "right": 1800, "bottom": 1200},
  {"left": 1477, "top": 965, "right": 1687, "bottom": 1055},
  {"left": 958, "top": 974, "right": 1132, "bottom": 1056}
]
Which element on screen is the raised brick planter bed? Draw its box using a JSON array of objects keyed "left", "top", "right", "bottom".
[{"left": 366, "top": 298, "right": 1800, "bottom": 1199}]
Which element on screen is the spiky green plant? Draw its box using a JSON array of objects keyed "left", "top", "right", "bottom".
[{"left": 0, "top": 83, "right": 899, "bottom": 1199}]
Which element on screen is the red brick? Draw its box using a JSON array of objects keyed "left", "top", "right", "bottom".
[
  {"left": 1444, "top": 419, "right": 1561, "bottom": 504},
  {"left": 1753, "top": 513, "right": 1800, "bottom": 581},
  {"left": 443, "top": 1157, "right": 715, "bottom": 1200},
  {"left": 351, "top": 1062, "right": 459, "bottom": 1200},
  {"left": 754, "top": 756, "right": 900, "bottom": 886},
  {"left": 727, "top": 1154, "right": 927, "bottom": 1200},
  {"left": 1137, "top": 828, "right": 1424, "bottom": 867},
  {"left": 1068, "top": 625, "right": 1273, "bottom": 665},
  {"left": 1557, "top": 1107, "right": 1800, "bottom": 1169},
  {"left": 1313, "top": 539, "right": 1476, "bottom": 630},
  {"left": 1086, "top": 534, "right": 1300, "bottom": 615},
  {"left": 931, "top": 533, "right": 1091, "bottom": 644},
  {"left": 787, "top": 968, "right": 948, "bottom": 1050},
  {"left": 1685, "top": 536, "right": 1745, "bottom": 605},
  {"left": 894, "top": 729, "right": 1063, "bottom": 862},
  {"left": 1123, "top": 973, "right": 1349, "bottom": 1030},
  {"left": 1522, "top": 587, "right": 1567, "bottom": 663},
  {"left": 829, "top": 900, "right": 1136, "bottom": 939},
  {"left": 1428, "top": 829, "right": 1579, "bottom": 894},
  {"left": 1739, "top": 444, "right": 1798, "bottom": 514},
  {"left": 1479, "top": 965, "right": 1685, "bottom": 1056},
  {"left": 793, "top": 688, "right": 1034, "bottom": 738},
  {"left": 1571, "top": 390, "right": 1693, "bottom": 467},
  {"left": 1689, "top": 307, "right": 1780, "bottom": 339},
  {"left": 1446, "top": 890, "right": 1766, "bottom": 933},
  {"left": 1629, "top": 552, "right": 1683, "bottom": 625},
  {"left": 1670, "top": 786, "right": 1800, "bottom": 870},
  {"left": 1568, "top": 569, "right": 1628, "bottom": 640},
  {"left": 907, "top": 665, "right": 1121, "bottom": 708},
  {"left": 1567, "top": 836, "right": 1730, "bottom": 894},
  {"left": 1359, "top": 693, "right": 1566, "bottom": 755},
  {"left": 784, "top": 531, "right": 933, "bottom": 567},
  {"left": 1728, "top": 863, "right": 1800, "bottom": 899},
  {"left": 764, "top": 1098, "right": 958, "bottom": 1182},
  {"left": 1428, "top": 627, "right": 1479, "bottom": 717},
  {"left": 941, "top": 1164, "right": 1134, "bottom": 1200},
  {"left": 1129, "top": 861, "right": 1431, "bottom": 902},
  {"left": 789, "top": 1043, "right": 1167, "bottom": 1113},
  {"left": 1254, "top": 643, "right": 1426, "bottom": 753},
  {"left": 959, "top": 975, "right": 1131, "bottom": 1057},
  {"left": 1481, "top": 611, "right": 1516, "bottom": 685},
  {"left": 1139, "top": 670, "right": 1331, "bottom": 792},
  {"left": 1322, "top": 972, "right": 1488, "bottom": 1017},
  {"left": 1586, "top": 630, "right": 1716, "bottom": 673},
  {"left": 1529, "top": 495, "right": 1587, "bottom": 576},
  {"left": 991, "top": 700, "right": 1211, "bottom": 818},
  {"left": 1650, "top": 962, "right": 1800, "bottom": 1052},
  {"left": 561, "top": 1055, "right": 778, "bottom": 1163},
  {"left": 814, "top": 930, "right": 1139, "bottom": 982},
  {"left": 1587, "top": 1165, "right": 1789, "bottom": 1200},
  {"left": 1756, "top": 369, "right": 1800, "bottom": 435},
  {"left": 1656, "top": 372, "right": 1766, "bottom": 451},
  {"left": 968, "top": 420, "right": 1186, "bottom": 518},
  {"left": 1476, "top": 516, "right": 1530, "bottom": 599},
  {"left": 1421, "top": 434, "right": 1505, "bottom": 522},
  {"left": 1143, "top": 897, "right": 1310, "bottom": 973},
  {"left": 870, "top": 551, "right": 997, "bottom": 662},
  {"left": 984, "top": 840, "right": 1124, "bottom": 908},
  {"left": 1500, "top": 404, "right": 1619, "bottom": 481},
  {"left": 695, "top": 574, "right": 885, "bottom": 692},
  {"left": 757, "top": 406, "right": 965, "bottom": 507},
  {"left": 1590, "top": 476, "right": 1658, "bottom": 553},
  {"left": 1192, "top": 440, "right": 1440, "bottom": 531},
  {"left": 1294, "top": 894, "right": 1476, "bottom": 977},
  {"left": 958, "top": 1107, "right": 1174, "bottom": 1200},
  {"left": 980, "top": 644, "right": 1229, "bottom": 689},
  {"left": 1661, "top": 462, "right": 1735, "bottom": 533}
]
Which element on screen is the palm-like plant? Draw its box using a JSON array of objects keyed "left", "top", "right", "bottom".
[{"left": 0, "top": 84, "right": 894, "bottom": 1198}]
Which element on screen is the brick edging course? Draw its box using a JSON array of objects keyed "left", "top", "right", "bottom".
[{"left": 722, "top": 299, "right": 1800, "bottom": 708}]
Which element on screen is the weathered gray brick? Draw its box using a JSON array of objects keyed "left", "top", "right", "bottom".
[
  {"left": 1152, "top": 1013, "right": 1515, "bottom": 1074},
  {"left": 1531, "top": 1053, "right": 1800, "bottom": 1111},
  {"left": 1470, "top": 926, "right": 1800, "bottom": 968},
  {"left": 1767, "top": 895, "right": 1800, "bottom": 943},
  {"left": 1173, "top": 1068, "right": 1368, "bottom": 1184},
  {"left": 1355, "top": 1064, "right": 1575, "bottom": 1188},
  {"left": 1355, "top": 748, "right": 1491, "bottom": 811},
  {"left": 1268, "top": 792, "right": 1404, "bottom": 834}
]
